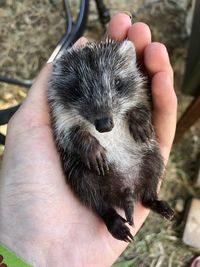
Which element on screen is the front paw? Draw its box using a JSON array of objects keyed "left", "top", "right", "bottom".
[
  {"left": 128, "top": 107, "right": 154, "bottom": 143},
  {"left": 82, "top": 139, "right": 109, "bottom": 175},
  {"left": 129, "top": 123, "right": 154, "bottom": 143}
]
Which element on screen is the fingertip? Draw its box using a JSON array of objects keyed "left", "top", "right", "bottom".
[
  {"left": 106, "top": 12, "right": 132, "bottom": 40},
  {"left": 128, "top": 22, "right": 151, "bottom": 57}
]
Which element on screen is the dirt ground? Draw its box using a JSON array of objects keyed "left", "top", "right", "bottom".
[{"left": 0, "top": 0, "right": 200, "bottom": 266}]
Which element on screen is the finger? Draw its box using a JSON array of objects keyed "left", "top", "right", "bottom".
[
  {"left": 151, "top": 71, "right": 177, "bottom": 163},
  {"left": 143, "top": 42, "right": 176, "bottom": 162},
  {"left": 144, "top": 42, "right": 174, "bottom": 81},
  {"left": 106, "top": 12, "right": 132, "bottom": 40},
  {"left": 127, "top": 22, "right": 151, "bottom": 58}
]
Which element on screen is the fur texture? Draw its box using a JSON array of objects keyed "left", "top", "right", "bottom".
[{"left": 48, "top": 39, "right": 174, "bottom": 242}]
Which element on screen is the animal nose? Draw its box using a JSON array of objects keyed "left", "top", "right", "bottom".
[{"left": 95, "top": 117, "right": 114, "bottom": 133}]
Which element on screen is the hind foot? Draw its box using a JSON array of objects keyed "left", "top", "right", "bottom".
[
  {"left": 154, "top": 200, "right": 174, "bottom": 220},
  {"left": 143, "top": 199, "right": 174, "bottom": 220},
  {"left": 108, "top": 215, "right": 134, "bottom": 242},
  {"left": 103, "top": 209, "right": 134, "bottom": 242}
]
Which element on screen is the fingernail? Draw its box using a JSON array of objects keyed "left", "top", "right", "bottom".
[{"left": 122, "top": 11, "right": 132, "bottom": 20}]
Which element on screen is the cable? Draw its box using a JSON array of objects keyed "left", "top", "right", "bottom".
[
  {"left": 56, "top": 0, "right": 89, "bottom": 59},
  {"left": 0, "top": 133, "right": 5, "bottom": 146},
  {"left": 0, "top": 105, "right": 20, "bottom": 125},
  {"left": 64, "top": 0, "right": 73, "bottom": 35},
  {"left": 0, "top": 0, "right": 90, "bottom": 145},
  {"left": 0, "top": 105, "right": 21, "bottom": 145},
  {"left": 47, "top": 0, "right": 74, "bottom": 63},
  {"left": 48, "top": 0, "right": 89, "bottom": 62},
  {"left": 0, "top": 76, "right": 32, "bottom": 88}
]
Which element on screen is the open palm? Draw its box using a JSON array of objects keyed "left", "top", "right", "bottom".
[{"left": 0, "top": 13, "right": 177, "bottom": 267}]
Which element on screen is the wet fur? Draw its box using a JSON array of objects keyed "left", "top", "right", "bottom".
[{"left": 48, "top": 39, "right": 174, "bottom": 242}]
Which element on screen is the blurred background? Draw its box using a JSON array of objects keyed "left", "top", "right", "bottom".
[{"left": 0, "top": 0, "right": 200, "bottom": 266}]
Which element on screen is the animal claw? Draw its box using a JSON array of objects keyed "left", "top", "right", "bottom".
[
  {"left": 82, "top": 142, "right": 108, "bottom": 176},
  {"left": 96, "top": 153, "right": 105, "bottom": 176}
]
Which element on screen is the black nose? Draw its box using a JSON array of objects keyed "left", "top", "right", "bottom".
[{"left": 95, "top": 117, "right": 114, "bottom": 133}]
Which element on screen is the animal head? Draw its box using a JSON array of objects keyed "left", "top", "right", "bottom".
[{"left": 50, "top": 40, "right": 147, "bottom": 133}]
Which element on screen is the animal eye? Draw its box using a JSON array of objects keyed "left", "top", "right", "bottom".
[{"left": 115, "top": 78, "right": 123, "bottom": 91}]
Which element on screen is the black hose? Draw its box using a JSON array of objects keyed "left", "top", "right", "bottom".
[
  {"left": 64, "top": 0, "right": 73, "bottom": 35},
  {"left": 0, "top": 133, "right": 6, "bottom": 145},
  {"left": 0, "top": 76, "right": 32, "bottom": 88},
  {"left": 0, "top": 0, "right": 90, "bottom": 145},
  {"left": 47, "top": 0, "right": 74, "bottom": 62},
  {"left": 53, "top": 0, "right": 89, "bottom": 60},
  {"left": 0, "top": 105, "right": 20, "bottom": 125}
]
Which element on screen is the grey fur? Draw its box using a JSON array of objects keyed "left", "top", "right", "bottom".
[{"left": 48, "top": 39, "right": 174, "bottom": 242}]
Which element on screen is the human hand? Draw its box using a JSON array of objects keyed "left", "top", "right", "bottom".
[{"left": 0, "top": 13, "right": 177, "bottom": 267}]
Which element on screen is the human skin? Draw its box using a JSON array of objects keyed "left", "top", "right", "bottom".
[{"left": 0, "top": 13, "right": 177, "bottom": 267}]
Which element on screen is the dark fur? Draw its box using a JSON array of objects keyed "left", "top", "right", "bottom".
[{"left": 48, "top": 40, "right": 174, "bottom": 242}]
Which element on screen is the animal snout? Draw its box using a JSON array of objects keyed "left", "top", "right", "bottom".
[{"left": 95, "top": 117, "right": 114, "bottom": 133}]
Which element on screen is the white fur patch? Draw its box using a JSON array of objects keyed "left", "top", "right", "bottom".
[
  {"left": 51, "top": 104, "right": 89, "bottom": 148},
  {"left": 90, "top": 116, "right": 142, "bottom": 175}
]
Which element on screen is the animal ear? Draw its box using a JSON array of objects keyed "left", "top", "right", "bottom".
[{"left": 118, "top": 40, "right": 136, "bottom": 62}]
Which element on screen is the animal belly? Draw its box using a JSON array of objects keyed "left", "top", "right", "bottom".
[{"left": 91, "top": 122, "right": 142, "bottom": 175}]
